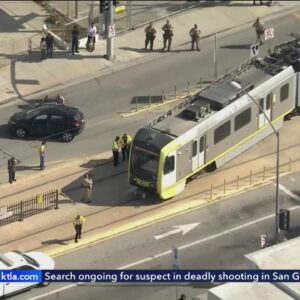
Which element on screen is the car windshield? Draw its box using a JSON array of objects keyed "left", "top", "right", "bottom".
[
  {"left": 131, "top": 145, "right": 159, "bottom": 176},
  {"left": 25, "top": 107, "right": 42, "bottom": 119},
  {"left": 21, "top": 254, "right": 39, "bottom": 267}
]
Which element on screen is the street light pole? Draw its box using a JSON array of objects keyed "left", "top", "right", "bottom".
[{"left": 230, "top": 81, "right": 280, "bottom": 243}]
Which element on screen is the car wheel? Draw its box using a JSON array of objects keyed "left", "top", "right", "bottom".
[
  {"left": 62, "top": 132, "right": 73, "bottom": 142},
  {"left": 15, "top": 127, "right": 27, "bottom": 138}
]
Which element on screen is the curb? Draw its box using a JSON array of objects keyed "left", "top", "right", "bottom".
[
  {"left": 46, "top": 171, "right": 291, "bottom": 258},
  {"left": 1, "top": 2, "right": 299, "bottom": 106},
  {"left": 0, "top": 151, "right": 113, "bottom": 194}
]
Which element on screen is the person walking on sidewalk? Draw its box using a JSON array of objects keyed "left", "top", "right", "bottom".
[
  {"left": 112, "top": 136, "right": 121, "bottom": 166},
  {"left": 120, "top": 133, "right": 132, "bottom": 162},
  {"left": 144, "top": 22, "right": 156, "bottom": 51},
  {"left": 45, "top": 32, "right": 54, "bottom": 58},
  {"left": 162, "top": 20, "right": 174, "bottom": 51},
  {"left": 8, "top": 157, "right": 18, "bottom": 184},
  {"left": 73, "top": 214, "right": 85, "bottom": 243},
  {"left": 81, "top": 174, "right": 93, "bottom": 203},
  {"left": 189, "top": 24, "right": 201, "bottom": 51},
  {"left": 40, "top": 37, "right": 47, "bottom": 60},
  {"left": 86, "top": 22, "right": 97, "bottom": 51},
  {"left": 252, "top": 17, "right": 265, "bottom": 45},
  {"left": 71, "top": 25, "right": 80, "bottom": 55},
  {"left": 39, "top": 141, "right": 46, "bottom": 170}
]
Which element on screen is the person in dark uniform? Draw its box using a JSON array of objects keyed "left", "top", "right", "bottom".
[
  {"left": 144, "top": 22, "right": 156, "bottom": 51},
  {"left": 8, "top": 157, "right": 18, "bottom": 184},
  {"left": 45, "top": 32, "right": 54, "bottom": 58},
  {"left": 161, "top": 20, "right": 174, "bottom": 51}
]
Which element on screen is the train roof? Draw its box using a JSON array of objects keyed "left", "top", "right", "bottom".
[{"left": 147, "top": 38, "right": 300, "bottom": 138}]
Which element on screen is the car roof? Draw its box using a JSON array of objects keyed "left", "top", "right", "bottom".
[
  {"left": 27, "top": 104, "right": 80, "bottom": 116},
  {"left": 0, "top": 252, "right": 27, "bottom": 269}
]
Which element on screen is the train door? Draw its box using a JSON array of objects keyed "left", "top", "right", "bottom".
[
  {"left": 192, "top": 136, "right": 205, "bottom": 171},
  {"left": 177, "top": 143, "right": 192, "bottom": 179},
  {"left": 258, "top": 95, "right": 271, "bottom": 128}
]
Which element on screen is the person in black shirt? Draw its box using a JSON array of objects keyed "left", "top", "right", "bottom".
[{"left": 71, "top": 25, "right": 80, "bottom": 55}]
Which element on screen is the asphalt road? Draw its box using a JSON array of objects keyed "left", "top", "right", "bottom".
[
  {"left": 0, "top": 9, "right": 299, "bottom": 181},
  {"left": 10, "top": 170, "right": 300, "bottom": 300}
]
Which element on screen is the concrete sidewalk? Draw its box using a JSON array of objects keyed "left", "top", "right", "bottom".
[
  {"left": 0, "top": 1, "right": 299, "bottom": 103},
  {"left": 1, "top": 1, "right": 300, "bottom": 257}
]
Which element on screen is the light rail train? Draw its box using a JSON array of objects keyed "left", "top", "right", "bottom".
[{"left": 129, "top": 38, "right": 300, "bottom": 199}]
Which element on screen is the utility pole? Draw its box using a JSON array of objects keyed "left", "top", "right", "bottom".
[
  {"left": 106, "top": 0, "right": 114, "bottom": 60},
  {"left": 75, "top": 0, "right": 78, "bottom": 18}
]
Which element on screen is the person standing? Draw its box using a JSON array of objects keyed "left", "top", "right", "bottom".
[
  {"left": 8, "top": 157, "right": 18, "bottom": 184},
  {"left": 112, "top": 136, "right": 120, "bottom": 166},
  {"left": 71, "top": 25, "right": 80, "bottom": 55},
  {"left": 39, "top": 141, "right": 46, "bottom": 170},
  {"left": 81, "top": 174, "right": 93, "bottom": 203},
  {"left": 73, "top": 214, "right": 85, "bottom": 243},
  {"left": 162, "top": 20, "right": 174, "bottom": 51},
  {"left": 144, "top": 22, "right": 156, "bottom": 51},
  {"left": 252, "top": 17, "right": 265, "bottom": 45},
  {"left": 45, "top": 32, "right": 54, "bottom": 58},
  {"left": 120, "top": 133, "right": 132, "bottom": 162},
  {"left": 86, "top": 22, "right": 97, "bottom": 51},
  {"left": 189, "top": 24, "right": 201, "bottom": 51},
  {"left": 40, "top": 37, "right": 47, "bottom": 60}
]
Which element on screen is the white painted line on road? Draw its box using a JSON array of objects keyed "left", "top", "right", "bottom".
[
  {"left": 290, "top": 177, "right": 296, "bottom": 182},
  {"left": 120, "top": 205, "right": 300, "bottom": 269},
  {"left": 28, "top": 283, "right": 77, "bottom": 300},
  {"left": 278, "top": 183, "right": 300, "bottom": 202},
  {"left": 154, "top": 223, "right": 200, "bottom": 240},
  {"left": 28, "top": 204, "right": 300, "bottom": 299}
]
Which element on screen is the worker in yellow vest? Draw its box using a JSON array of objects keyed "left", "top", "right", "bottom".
[
  {"left": 112, "top": 136, "right": 120, "bottom": 166},
  {"left": 120, "top": 133, "right": 132, "bottom": 162}
]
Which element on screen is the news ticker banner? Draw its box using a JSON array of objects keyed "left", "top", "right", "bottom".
[{"left": 1, "top": 270, "right": 300, "bottom": 283}]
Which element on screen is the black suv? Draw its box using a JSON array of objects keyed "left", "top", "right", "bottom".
[{"left": 8, "top": 104, "right": 85, "bottom": 142}]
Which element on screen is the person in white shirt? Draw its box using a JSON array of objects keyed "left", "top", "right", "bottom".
[{"left": 86, "top": 22, "right": 97, "bottom": 51}]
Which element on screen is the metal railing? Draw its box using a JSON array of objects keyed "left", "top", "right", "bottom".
[{"left": 0, "top": 189, "right": 59, "bottom": 226}]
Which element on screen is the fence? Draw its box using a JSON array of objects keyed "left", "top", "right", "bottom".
[
  {"left": 196, "top": 158, "right": 293, "bottom": 201},
  {"left": 0, "top": 189, "right": 58, "bottom": 226}
]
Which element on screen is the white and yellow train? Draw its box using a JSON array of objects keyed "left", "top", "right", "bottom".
[{"left": 129, "top": 38, "right": 300, "bottom": 199}]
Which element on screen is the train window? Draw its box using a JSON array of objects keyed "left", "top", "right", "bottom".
[
  {"left": 280, "top": 84, "right": 289, "bottom": 102},
  {"left": 192, "top": 141, "right": 197, "bottom": 157},
  {"left": 199, "top": 136, "right": 204, "bottom": 153},
  {"left": 164, "top": 156, "right": 175, "bottom": 174},
  {"left": 259, "top": 98, "right": 264, "bottom": 114},
  {"left": 234, "top": 107, "right": 251, "bottom": 131},
  {"left": 266, "top": 94, "right": 271, "bottom": 110},
  {"left": 214, "top": 121, "right": 231, "bottom": 144}
]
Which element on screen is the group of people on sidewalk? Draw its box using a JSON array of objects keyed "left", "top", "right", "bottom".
[
  {"left": 144, "top": 20, "right": 201, "bottom": 52},
  {"left": 40, "top": 11, "right": 266, "bottom": 59}
]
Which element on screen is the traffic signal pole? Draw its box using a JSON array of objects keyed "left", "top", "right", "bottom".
[{"left": 106, "top": 0, "right": 114, "bottom": 60}]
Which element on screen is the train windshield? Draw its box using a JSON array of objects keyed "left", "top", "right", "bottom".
[{"left": 131, "top": 145, "right": 159, "bottom": 175}]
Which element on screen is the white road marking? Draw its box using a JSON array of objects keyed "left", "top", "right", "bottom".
[
  {"left": 154, "top": 223, "right": 200, "bottom": 240},
  {"left": 278, "top": 183, "right": 300, "bottom": 202},
  {"left": 28, "top": 204, "right": 300, "bottom": 299},
  {"left": 290, "top": 177, "right": 296, "bottom": 182}
]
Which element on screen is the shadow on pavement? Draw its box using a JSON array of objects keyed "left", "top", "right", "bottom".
[
  {"left": 41, "top": 238, "right": 71, "bottom": 246},
  {"left": 220, "top": 44, "right": 252, "bottom": 50}
]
